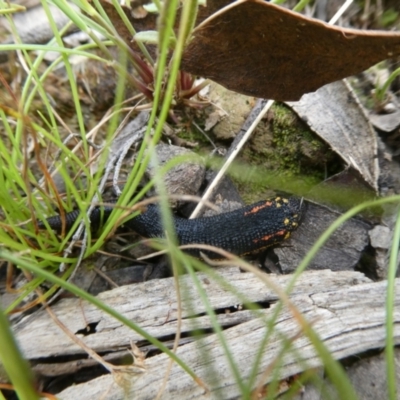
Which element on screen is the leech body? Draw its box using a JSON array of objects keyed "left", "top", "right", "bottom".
[{"left": 39, "top": 197, "right": 304, "bottom": 257}]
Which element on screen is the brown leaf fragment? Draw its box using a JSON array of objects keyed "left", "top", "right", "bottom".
[
  {"left": 287, "top": 80, "right": 379, "bottom": 191},
  {"left": 181, "top": 0, "right": 400, "bottom": 101},
  {"left": 98, "top": 0, "right": 228, "bottom": 52},
  {"left": 99, "top": 0, "right": 158, "bottom": 54}
]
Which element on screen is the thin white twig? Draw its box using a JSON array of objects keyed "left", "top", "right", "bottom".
[
  {"left": 328, "top": 0, "right": 354, "bottom": 25},
  {"left": 190, "top": 99, "right": 274, "bottom": 218}
]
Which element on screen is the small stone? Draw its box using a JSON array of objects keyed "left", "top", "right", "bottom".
[
  {"left": 383, "top": 102, "right": 397, "bottom": 114},
  {"left": 145, "top": 143, "right": 205, "bottom": 207},
  {"left": 207, "top": 82, "right": 256, "bottom": 140},
  {"left": 369, "top": 225, "right": 391, "bottom": 250}
]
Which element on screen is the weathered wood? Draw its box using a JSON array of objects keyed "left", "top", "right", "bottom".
[
  {"left": 16, "top": 268, "right": 396, "bottom": 399},
  {"left": 14, "top": 268, "right": 369, "bottom": 359},
  {"left": 52, "top": 274, "right": 400, "bottom": 399}
]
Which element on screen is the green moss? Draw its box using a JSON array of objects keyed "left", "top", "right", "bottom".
[
  {"left": 176, "top": 125, "right": 212, "bottom": 151},
  {"left": 235, "top": 103, "right": 342, "bottom": 202},
  {"left": 177, "top": 102, "right": 341, "bottom": 204}
]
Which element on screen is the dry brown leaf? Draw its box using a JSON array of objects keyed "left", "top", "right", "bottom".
[
  {"left": 98, "top": 0, "right": 400, "bottom": 100},
  {"left": 181, "top": 0, "right": 400, "bottom": 101}
]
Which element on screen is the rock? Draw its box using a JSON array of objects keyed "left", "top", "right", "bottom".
[
  {"left": 369, "top": 225, "right": 391, "bottom": 250},
  {"left": 272, "top": 202, "right": 370, "bottom": 273},
  {"left": 206, "top": 82, "right": 256, "bottom": 140},
  {"left": 370, "top": 109, "right": 400, "bottom": 132},
  {"left": 145, "top": 143, "right": 205, "bottom": 207},
  {"left": 369, "top": 225, "right": 392, "bottom": 279}
]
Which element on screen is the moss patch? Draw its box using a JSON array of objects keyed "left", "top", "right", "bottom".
[{"left": 236, "top": 103, "right": 342, "bottom": 202}]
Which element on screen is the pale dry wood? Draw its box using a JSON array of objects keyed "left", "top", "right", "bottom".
[
  {"left": 15, "top": 268, "right": 369, "bottom": 359},
  {"left": 55, "top": 275, "right": 400, "bottom": 399}
]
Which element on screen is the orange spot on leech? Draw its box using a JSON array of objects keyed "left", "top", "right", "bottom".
[
  {"left": 244, "top": 201, "right": 273, "bottom": 216},
  {"left": 252, "top": 234, "right": 272, "bottom": 243},
  {"left": 252, "top": 230, "right": 286, "bottom": 243}
]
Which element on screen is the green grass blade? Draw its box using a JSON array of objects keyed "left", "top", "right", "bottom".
[
  {"left": 0, "top": 306, "right": 39, "bottom": 399},
  {"left": 385, "top": 207, "right": 400, "bottom": 400}
]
